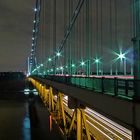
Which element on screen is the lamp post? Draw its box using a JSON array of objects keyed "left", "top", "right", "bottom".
[
  {"left": 60, "top": 66, "right": 64, "bottom": 75},
  {"left": 55, "top": 51, "right": 61, "bottom": 74},
  {"left": 118, "top": 52, "right": 126, "bottom": 75},
  {"left": 80, "top": 61, "right": 85, "bottom": 75},
  {"left": 71, "top": 64, "right": 75, "bottom": 75},
  {"left": 95, "top": 59, "right": 99, "bottom": 75}
]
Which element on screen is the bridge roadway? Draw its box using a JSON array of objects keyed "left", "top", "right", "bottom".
[
  {"left": 31, "top": 75, "right": 140, "bottom": 139},
  {"left": 0, "top": 79, "right": 64, "bottom": 140}
]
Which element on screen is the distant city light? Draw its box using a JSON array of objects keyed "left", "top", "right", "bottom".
[
  {"left": 33, "top": 29, "right": 35, "bottom": 32},
  {"left": 33, "top": 20, "right": 36, "bottom": 23},
  {"left": 32, "top": 37, "right": 35, "bottom": 40},
  {"left": 40, "top": 64, "right": 43, "bottom": 66}
]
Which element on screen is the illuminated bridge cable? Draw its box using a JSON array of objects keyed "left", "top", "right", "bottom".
[
  {"left": 53, "top": 0, "right": 56, "bottom": 74},
  {"left": 58, "top": 0, "right": 85, "bottom": 52}
]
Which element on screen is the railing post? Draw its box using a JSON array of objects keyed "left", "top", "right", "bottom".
[
  {"left": 101, "top": 77, "right": 104, "bottom": 93},
  {"left": 125, "top": 80, "right": 128, "bottom": 96},
  {"left": 114, "top": 78, "right": 118, "bottom": 96}
]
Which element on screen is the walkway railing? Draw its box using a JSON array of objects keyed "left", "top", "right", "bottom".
[{"left": 33, "top": 75, "right": 139, "bottom": 101}]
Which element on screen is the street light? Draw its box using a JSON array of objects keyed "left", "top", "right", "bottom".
[
  {"left": 34, "top": 8, "right": 37, "bottom": 12},
  {"left": 95, "top": 58, "right": 99, "bottom": 75},
  {"left": 117, "top": 52, "right": 126, "bottom": 75},
  {"left": 72, "top": 64, "right": 75, "bottom": 67},
  {"left": 71, "top": 64, "right": 75, "bottom": 75},
  {"left": 80, "top": 61, "right": 85, "bottom": 66},
  {"left": 48, "top": 58, "right": 52, "bottom": 62},
  {"left": 60, "top": 66, "right": 64, "bottom": 75},
  {"left": 56, "top": 52, "right": 61, "bottom": 57}
]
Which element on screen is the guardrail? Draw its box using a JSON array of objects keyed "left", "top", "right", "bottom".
[{"left": 32, "top": 75, "right": 139, "bottom": 100}]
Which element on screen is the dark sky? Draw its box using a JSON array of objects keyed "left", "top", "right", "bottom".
[{"left": 0, "top": 0, "right": 35, "bottom": 72}]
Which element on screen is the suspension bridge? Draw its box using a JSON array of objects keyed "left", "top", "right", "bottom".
[{"left": 27, "top": 0, "right": 140, "bottom": 139}]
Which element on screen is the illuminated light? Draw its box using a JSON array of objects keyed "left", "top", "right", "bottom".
[
  {"left": 80, "top": 61, "right": 85, "bottom": 66},
  {"left": 113, "top": 50, "right": 127, "bottom": 62},
  {"left": 72, "top": 64, "right": 75, "bottom": 67},
  {"left": 86, "top": 120, "right": 113, "bottom": 140},
  {"left": 65, "top": 66, "right": 68, "bottom": 68},
  {"left": 86, "top": 108, "right": 131, "bottom": 139},
  {"left": 32, "top": 37, "right": 35, "bottom": 40},
  {"left": 40, "top": 64, "right": 43, "bottom": 67},
  {"left": 95, "top": 58, "right": 99, "bottom": 63},
  {"left": 60, "top": 66, "right": 63, "bottom": 70},
  {"left": 24, "top": 89, "right": 30, "bottom": 95},
  {"left": 49, "top": 115, "right": 52, "bottom": 132},
  {"left": 64, "top": 95, "right": 68, "bottom": 100},
  {"left": 118, "top": 53, "right": 125, "bottom": 61},
  {"left": 31, "top": 49, "right": 34, "bottom": 52},
  {"left": 32, "top": 43, "right": 34, "bottom": 46},
  {"left": 33, "top": 29, "right": 35, "bottom": 33},
  {"left": 50, "top": 69, "right": 53, "bottom": 72},
  {"left": 34, "top": 8, "right": 37, "bottom": 12},
  {"left": 48, "top": 58, "right": 52, "bottom": 62},
  {"left": 33, "top": 20, "right": 36, "bottom": 23},
  {"left": 56, "top": 52, "right": 61, "bottom": 57},
  {"left": 47, "top": 70, "right": 50, "bottom": 72},
  {"left": 56, "top": 68, "right": 59, "bottom": 70}
]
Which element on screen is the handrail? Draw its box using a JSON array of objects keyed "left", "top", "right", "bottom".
[{"left": 32, "top": 75, "right": 138, "bottom": 101}]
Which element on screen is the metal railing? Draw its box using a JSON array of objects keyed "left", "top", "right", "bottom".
[{"left": 33, "top": 75, "right": 138, "bottom": 100}]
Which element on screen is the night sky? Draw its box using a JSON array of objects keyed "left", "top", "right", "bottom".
[{"left": 0, "top": 0, "right": 35, "bottom": 72}]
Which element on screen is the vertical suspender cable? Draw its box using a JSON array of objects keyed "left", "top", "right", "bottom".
[
  {"left": 64, "top": 0, "right": 67, "bottom": 72},
  {"left": 86, "top": 0, "right": 90, "bottom": 76},
  {"left": 100, "top": 0, "right": 103, "bottom": 74},
  {"left": 114, "top": 0, "right": 118, "bottom": 75},
  {"left": 110, "top": 0, "right": 113, "bottom": 75},
  {"left": 40, "top": 0, "right": 44, "bottom": 73},
  {"left": 53, "top": 0, "right": 56, "bottom": 74},
  {"left": 43, "top": 0, "right": 46, "bottom": 73}
]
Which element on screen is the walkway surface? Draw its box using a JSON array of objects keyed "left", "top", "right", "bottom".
[{"left": 0, "top": 80, "right": 64, "bottom": 140}]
